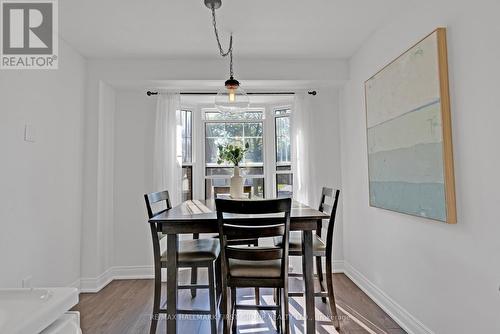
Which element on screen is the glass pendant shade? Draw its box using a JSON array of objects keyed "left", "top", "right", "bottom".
[{"left": 215, "top": 78, "right": 250, "bottom": 113}]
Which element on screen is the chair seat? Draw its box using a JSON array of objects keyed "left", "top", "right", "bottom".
[
  {"left": 228, "top": 258, "right": 281, "bottom": 278},
  {"left": 161, "top": 238, "right": 220, "bottom": 263},
  {"left": 274, "top": 232, "right": 326, "bottom": 256}
]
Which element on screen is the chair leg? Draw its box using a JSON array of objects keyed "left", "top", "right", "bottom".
[
  {"left": 208, "top": 263, "right": 218, "bottom": 334},
  {"left": 150, "top": 266, "right": 161, "bottom": 334},
  {"left": 190, "top": 266, "right": 198, "bottom": 298},
  {"left": 316, "top": 256, "right": 327, "bottom": 303},
  {"left": 215, "top": 257, "right": 222, "bottom": 306},
  {"left": 231, "top": 287, "right": 237, "bottom": 333},
  {"left": 254, "top": 288, "right": 260, "bottom": 305},
  {"left": 221, "top": 286, "right": 230, "bottom": 334},
  {"left": 275, "top": 288, "right": 282, "bottom": 333},
  {"left": 326, "top": 257, "right": 340, "bottom": 330},
  {"left": 281, "top": 286, "right": 290, "bottom": 334}
]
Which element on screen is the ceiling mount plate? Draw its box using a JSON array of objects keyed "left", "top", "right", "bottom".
[{"left": 204, "top": 0, "right": 222, "bottom": 10}]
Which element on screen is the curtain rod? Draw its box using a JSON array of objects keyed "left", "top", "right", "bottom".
[{"left": 146, "top": 91, "right": 317, "bottom": 96}]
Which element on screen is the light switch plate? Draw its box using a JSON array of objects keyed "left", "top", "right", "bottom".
[{"left": 24, "top": 124, "right": 36, "bottom": 142}]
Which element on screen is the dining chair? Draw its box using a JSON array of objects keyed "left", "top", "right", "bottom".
[
  {"left": 274, "top": 187, "right": 341, "bottom": 330},
  {"left": 144, "top": 190, "right": 219, "bottom": 334},
  {"left": 197, "top": 185, "right": 259, "bottom": 304},
  {"left": 213, "top": 186, "right": 257, "bottom": 248},
  {"left": 216, "top": 198, "right": 292, "bottom": 334}
]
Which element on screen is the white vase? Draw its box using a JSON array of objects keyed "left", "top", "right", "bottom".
[{"left": 230, "top": 166, "right": 244, "bottom": 199}]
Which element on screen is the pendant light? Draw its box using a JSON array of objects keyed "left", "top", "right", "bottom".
[
  {"left": 205, "top": 0, "right": 250, "bottom": 113},
  {"left": 214, "top": 56, "right": 250, "bottom": 113}
]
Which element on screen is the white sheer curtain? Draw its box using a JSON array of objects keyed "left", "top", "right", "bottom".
[
  {"left": 292, "top": 92, "right": 313, "bottom": 205},
  {"left": 153, "top": 92, "right": 182, "bottom": 206}
]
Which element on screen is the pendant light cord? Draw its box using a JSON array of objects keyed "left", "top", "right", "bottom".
[{"left": 211, "top": 6, "right": 234, "bottom": 77}]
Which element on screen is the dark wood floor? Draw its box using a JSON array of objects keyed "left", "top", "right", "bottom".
[{"left": 73, "top": 272, "right": 405, "bottom": 334}]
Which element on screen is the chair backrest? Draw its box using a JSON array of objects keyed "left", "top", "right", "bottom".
[
  {"left": 144, "top": 190, "right": 172, "bottom": 267},
  {"left": 213, "top": 186, "right": 252, "bottom": 199},
  {"left": 144, "top": 190, "right": 172, "bottom": 219},
  {"left": 215, "top": 198, "right": 291, "bottom": 279},
  {"left": 317, "top": 187, "right": 340, "bottom": 255}
]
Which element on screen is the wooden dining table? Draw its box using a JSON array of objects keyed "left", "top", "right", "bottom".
[{"left": 149, "top": 199, "right": 329, "bottom": 334}]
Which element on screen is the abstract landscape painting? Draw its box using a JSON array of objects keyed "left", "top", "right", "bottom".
[{"left": 365, "top": 28, "right": 456, "bottom": 223}]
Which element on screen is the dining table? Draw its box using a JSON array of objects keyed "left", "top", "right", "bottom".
[{"left": 149, "top": 198, "right": 329, "bottom": 334}]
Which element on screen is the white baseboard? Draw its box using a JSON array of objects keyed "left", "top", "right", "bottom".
[
  {"left": 79, "top": 267, "right": 115, "bottom": 293},
  {"left": 75, "top": 260, "right": 345, "bottom": 294},
  {"left": 332, "top": 260, "right": 345, "bottom": 273},
  {"left": 112, "top": 265, "right": 154, "bottom": 280},
  {"left": 343, "top": 261, "right": 434, "bottom": 334},
  {"left": 68, "top": 278, "right": 82, "bottom": 290},
  {"left": 76, "top": 266, "right": 189, "bottom": 293}
]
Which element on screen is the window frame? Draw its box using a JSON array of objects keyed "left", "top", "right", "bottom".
[
  {"left": 272, "top": 106, "right": 293, "bottom": 198},
  {"left": 181, "top": 109, "right": 193, "bottom": 165},
  {"left": 201, "top": 107, "right": 267, "bottom": 199},
  {"left": 182, "top": 102, "right": 293, "bottom": 200},
  {"left": 181, "top": 109, "right": 194, "bottom": 201}
]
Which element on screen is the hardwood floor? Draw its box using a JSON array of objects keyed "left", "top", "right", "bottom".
[{"left": 73, "top": 272, "right": 405, "bottom": 334}]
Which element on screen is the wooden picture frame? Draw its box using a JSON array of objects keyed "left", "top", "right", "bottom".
[{"left": 364, "top": 28, "right": 456, "bottom": 224}]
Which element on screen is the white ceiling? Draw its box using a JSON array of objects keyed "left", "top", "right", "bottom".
[{"left": 60, "top": 0, "right": 410, "bottom": 59}]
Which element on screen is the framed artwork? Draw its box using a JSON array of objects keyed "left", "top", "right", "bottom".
[{"left": 365, "top": 28, "right": 456, "bottom": 224}]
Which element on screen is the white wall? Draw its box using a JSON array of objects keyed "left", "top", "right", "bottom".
[
  {"left": 113, "top": 91, "right": 156, "bottom": 268},
  {"left": 111, "top": 88, "right": 343, "bottom": 273},
  {"left": 294, "top": 90, "right": 344, "bottom": 265},
  {"left": 81, "top": 58, "right": 349, "bottom": 283},
  {"left": 340, "top": 1, "right": 500, "bottom": 333},
  {"left": 0, "top": 39, "right": 86, "bottom": 288},
  {"left": 315, "top": 90, "right": 344, "bottom": 262}
]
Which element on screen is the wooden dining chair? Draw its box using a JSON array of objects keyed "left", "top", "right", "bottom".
[
  {"left": 213, "top": 186, "right": 257, "bottom": 247},
  {"left": 216, "top": 198, "right": 292, "bottom": 334},
  {"left": 200, "top": 185, "right": 260, "bottom": 304},
  {"left": 144, "top": 190, "right": 219, "bottom": 334},
  {"left": 274, "top": 187, "right": 341, "bottom": 330}
]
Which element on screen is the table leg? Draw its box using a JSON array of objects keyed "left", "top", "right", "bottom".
[
  {"left": 302, "top": 230, "right": 316, "bottom": 334},
  {"left": 167, "top": 234, "right": 178, "bottom": 334}
]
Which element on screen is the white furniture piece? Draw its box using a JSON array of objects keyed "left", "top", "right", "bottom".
[
  {"left": 0, "top": 287, "right": 80, "bottom": 334},
  {"left": 40, "top": 312, "right": 81, "bottom": 334}
]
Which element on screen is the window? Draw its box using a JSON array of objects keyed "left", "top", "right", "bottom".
[
  {"left": 274, "top": 108, "right": 293, "bottom": 198},
  {"left": 181, "top": 110, "right": 193, "bottom": 201},
  {"left": 275, "top": 113, "right": 291, "bottom": 163},
  {"left": 205, "top": 111, "right": 263, "bottom": 121},
  {"left": 182, "top": 104, "right": 292, "bottom": 201},
  {"left": 181, "top": 110, "right": 193, "bottom": 164},
  {"left": 204, "top": 109, "right": 265, "bottom": 199}
]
